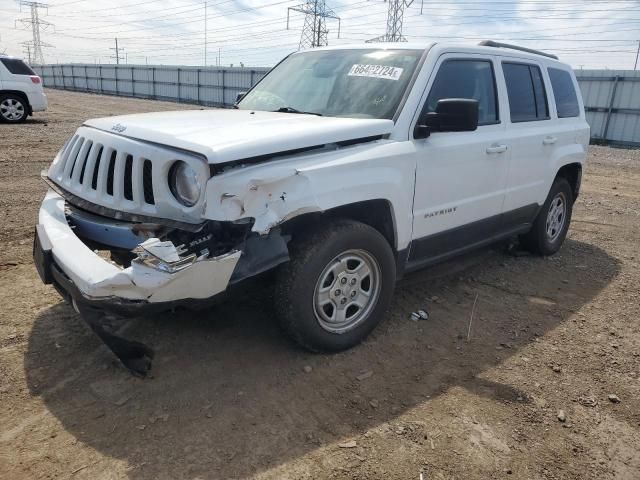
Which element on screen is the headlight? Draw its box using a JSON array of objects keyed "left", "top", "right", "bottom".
[{"left": 169, "top": 161, "right": 200, "bottom": 207}]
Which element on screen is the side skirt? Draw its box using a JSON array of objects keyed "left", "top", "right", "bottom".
[{"left": 402, "top": 203, "right": 539, "bottom": 275}]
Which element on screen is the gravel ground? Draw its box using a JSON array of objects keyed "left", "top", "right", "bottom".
[{"left": 0, "top": 89, "right": 639, "bottom": 480}]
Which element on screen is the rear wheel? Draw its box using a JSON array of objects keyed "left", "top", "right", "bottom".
[
  {"left": 521, "top": 177, "right": 573, "bottom": 256},
  {"left": 275, "top": 219, "right": 396, "bottom": 352},
  {"left": 0, "top": 94, "right": 28, "bottom": 123}
]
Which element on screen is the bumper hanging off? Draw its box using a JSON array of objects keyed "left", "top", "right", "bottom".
[{"left": 34, "top": 189, "right": 241, "bottom": 375}]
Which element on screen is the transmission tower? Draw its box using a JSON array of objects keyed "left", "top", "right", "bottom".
[
  {"left": 287, "top": 0, "right": 341, "bottom": 50},
  {"left": 367, "top": 0, "right": 415, "bottom": 43},
  {"left": 15, "top": 1, "right": 53, "bottom": 65}
]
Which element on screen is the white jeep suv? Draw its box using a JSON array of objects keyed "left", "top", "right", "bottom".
[
  {"left": 0, "top": 55, "right": 47, "bottom": 123},
  {"left": 33, "top": 41, "right": 589, "bottom": 374}
]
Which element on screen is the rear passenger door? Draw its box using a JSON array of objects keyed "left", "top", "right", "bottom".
[{"left": 499, "top": 60, "right": 557, "bottom": 221}]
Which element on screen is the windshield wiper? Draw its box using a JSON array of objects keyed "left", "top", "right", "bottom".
[{"left": 273, "top": 106, "right": 323, "bottom": 116}]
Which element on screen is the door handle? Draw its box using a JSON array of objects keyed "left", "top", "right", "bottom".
[
  {"left": 486, "top": 144, "right": 508, "bottom": 154},
  {"left": 543, "top": 136, "right": 558, "bottom": 145}
]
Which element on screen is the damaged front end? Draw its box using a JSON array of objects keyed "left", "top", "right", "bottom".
[{"left": 35, "top": 189, "right": 290, "bottom": 375}]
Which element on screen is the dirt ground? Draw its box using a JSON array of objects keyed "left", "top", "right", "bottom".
[{"left": 0, "top": 89, "right": 639, "bottom": 480}]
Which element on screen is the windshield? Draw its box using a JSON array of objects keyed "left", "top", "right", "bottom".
[{"left": 237, "top": 48, "right": 423, "bottom": 120}]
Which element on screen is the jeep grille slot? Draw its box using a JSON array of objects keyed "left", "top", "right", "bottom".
[
  {"left": 106, "top": 151, "right": 117, "bottom": 196},
  {"left": 62, "top": 135, "right": 83, "bottom": 180},
  {"left": 91, "top": 146, "right": 104, "bottom": 190},
  {"left": 143, "top": 159, "right": 155, "bottom": 205},
  {"left": 71, "top": 140, "right": 93, "bottom": 183},
  {"left": 123, "top": 155, "right": 134, "bottom": 201}
]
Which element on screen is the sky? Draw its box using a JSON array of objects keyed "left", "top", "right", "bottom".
[{"left": 0, "top": 0, "right": 639, "bottom": 69}]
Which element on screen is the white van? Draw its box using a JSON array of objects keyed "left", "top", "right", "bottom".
[{"left": 0, "top": 55, "right": 47, "bottom": 123}]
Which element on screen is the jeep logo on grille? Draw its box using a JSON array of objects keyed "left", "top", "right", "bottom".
[{"left": 111, "top": 123, "right": 127, "bottom": 133}]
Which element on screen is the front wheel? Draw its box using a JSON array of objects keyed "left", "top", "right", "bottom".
[
  {"left": 520, "top": 177, "right": 574, "bottom": 256},
  {"left": 274, "top": 219, "right": 396, "bottom": 352}
]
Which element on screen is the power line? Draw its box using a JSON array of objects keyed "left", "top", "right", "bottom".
[
  {"left": 15, "top": 1, "right": 53, "bottom": 65},
  {"left": 287, "top": 0, "right": 340, "bottom": 49},
  {"left": 7, "top": 0, "right": 640, "bottom": 68}
]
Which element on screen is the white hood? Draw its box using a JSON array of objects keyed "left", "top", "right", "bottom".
[{"left": 84, "top": 109, "right": 394, "bottom": 165}]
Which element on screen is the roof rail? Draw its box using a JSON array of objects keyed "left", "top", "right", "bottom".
[{"left": 478, "top": 40, "right": 558, "bottom": 60}]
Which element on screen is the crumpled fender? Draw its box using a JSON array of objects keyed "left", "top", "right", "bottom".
[
  {"left": 202, "top": 141, "right": 416, "bottom": 248},
  {"left": 206, "top": 167, "right": 322, "bottom": 234}
]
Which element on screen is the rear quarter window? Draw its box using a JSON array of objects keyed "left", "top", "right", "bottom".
[
  {"left": 548, "top": 68, "right": 580, "bottom": 118},
  {"left": 0, "top": 58, "right": 36, "bottom": 75}
]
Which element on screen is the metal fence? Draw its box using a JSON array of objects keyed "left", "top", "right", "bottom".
[
  {"left": 577, "top": 70, "right": 640, "bottom": 147},
  {"left": 33, "top": 64, "right": 271, "bottom": 107},
  {"left": 32, "top": 64, "right": 640, "bottom": 147}
]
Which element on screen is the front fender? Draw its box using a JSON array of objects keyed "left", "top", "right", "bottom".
[{"left": 202, "top": 141, "right": 416, "bottom": 249}]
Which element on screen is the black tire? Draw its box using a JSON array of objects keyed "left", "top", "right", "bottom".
[
  {"left": 0, "top": 93, "right": 28, "bottom": 124},
  {"left": 520, "top": 177, "right": 574, "bottom": 256},
  {"left": 275, "top": 219, "right": 396, "bottom": 352}
]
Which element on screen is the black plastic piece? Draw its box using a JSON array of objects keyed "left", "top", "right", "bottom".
[
  {"left": 33, "top": 225, "right": 53, "bottom": 284},
  {"left": 479, "top": 40, "right": 559, "bottom": 60},
  {"left": 424, "top": 98, "right": 479, "bottom": 133},
  {"left": 77, "top": 303, "right": 154, "bottom": 377},
  {"left": 229, "top": 229, "right": 290, "bottom": 284}
]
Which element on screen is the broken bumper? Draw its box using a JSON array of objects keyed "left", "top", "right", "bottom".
[{"left": 34, "top": 189, "right": 241, "bottom": 314}]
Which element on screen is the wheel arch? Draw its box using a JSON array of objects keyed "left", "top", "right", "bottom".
[
  {"left": 555, "top": 162, "right": 582, "bottom": 200},
  {"left": 279, "top": 198, "right": 398, "bottom": 252}
]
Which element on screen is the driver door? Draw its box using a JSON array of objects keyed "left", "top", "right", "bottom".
[{"left": 409, "top": 54, "right": 510, "bottom": 265}]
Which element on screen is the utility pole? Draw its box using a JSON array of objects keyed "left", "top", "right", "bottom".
[
  {"left": 204, "top": 1, "right": 207, "bottom": 66},
  {"left": 634, "top": 40, "right": 640, "bottom": 70},
  {"left": 367, "top": 0, "right": 416, "bottom": 43},
  {"left": 109, "top": 37, "right": 124, "bottom": 64},
  {"left": 15, "top": 1, "right": 53, "bottom": 65},
  {"left": 287, "top": 0, "right": 340, "bottom": 50},
  {"left": 22, "top": 42, "right": 32, "bottom": 64}
]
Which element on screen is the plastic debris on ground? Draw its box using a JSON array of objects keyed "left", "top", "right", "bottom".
[{"left": 410, "top": 309, "right": 430, "bottom": 321}]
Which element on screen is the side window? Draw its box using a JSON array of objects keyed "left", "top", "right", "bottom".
[
  {"left": 502, "top": 62, "right": 549, "bottom": 122},
  {"left": 424, "top": 59, "right": 498, "bottom": 125},
  {"left": 548, "top": 68, "right": 580, "bottom": 118}
]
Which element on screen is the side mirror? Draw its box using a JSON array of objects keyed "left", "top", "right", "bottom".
[
  {"left": 235, "top": 91, "right": 247, "bottom": 103},
  {"left": 414, "top": 98, "right": 479, "bottom": 138},
  {"left": 414, "top": 124, "right": 431, "bottom": 139}
]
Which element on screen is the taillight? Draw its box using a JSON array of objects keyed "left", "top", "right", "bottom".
[{"left": 30, "top": 76, "right": 41, "bottom": 84}]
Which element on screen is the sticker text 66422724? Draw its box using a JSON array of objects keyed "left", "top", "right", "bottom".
[{"left": 347, "top": 64, "right": 404, "bottom": 81}]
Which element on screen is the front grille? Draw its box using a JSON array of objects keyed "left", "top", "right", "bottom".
[
  {"left": 48, "top": 126, "right": 208, "bottom": 225},
  {"left": 54, "top": 134, "right": 156, "bottom": 207}
]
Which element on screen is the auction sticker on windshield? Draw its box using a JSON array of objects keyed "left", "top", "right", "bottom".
[{"left": 348, "top": 64, "right": 404, "bottom": 81}]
